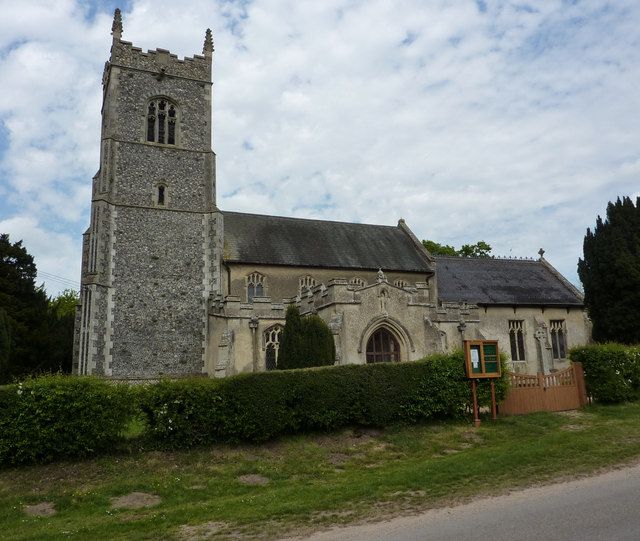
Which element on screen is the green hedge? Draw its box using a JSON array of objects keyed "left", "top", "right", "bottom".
[
  {"left": 0, "top": 352, "right": 510, "bottom": 465},
  {"left": 140, "top": 351, "right": 509, "bottom": 447},
  {"left": 570, "top": 343, "right": 640, "bottom": 403},
  {"left": 0, "top": 376, "right": 135, "bottom": 466}
]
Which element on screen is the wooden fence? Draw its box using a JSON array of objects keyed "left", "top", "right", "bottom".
[{"left": 500, "top": 362, "right": 588, "bottom": 415}]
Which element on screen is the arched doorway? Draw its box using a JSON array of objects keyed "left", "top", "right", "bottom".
[{"left": 366, "top": 327, "right": 401, "bottom": 363}]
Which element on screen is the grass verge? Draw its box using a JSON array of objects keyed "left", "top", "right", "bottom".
[{"left": 1, "top": 403, "right": 640, "bottom": 540}]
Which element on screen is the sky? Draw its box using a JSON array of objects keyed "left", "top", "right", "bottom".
[{"left": 0, "top": 0, "right": 639, "bottom": 296}]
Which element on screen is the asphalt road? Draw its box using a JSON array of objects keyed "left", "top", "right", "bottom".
[{"left": 285, "top": 463, "right": 640, "bottom": 541}]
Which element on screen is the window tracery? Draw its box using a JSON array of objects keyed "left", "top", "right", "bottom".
[
  {"left": 366, "top": 327, "right": 400, "bottom": 363},
  {"left": 550, "top": 320, "right": 567, "bottom": 359},
  {"left": 508, "top": 320, "right": 526, "bottom": 361},
  {"left": 264, "top": 325, "right": 283, "bottom": 370},
  {"left": 246, "top": 272, "right": 265, "bottom": 302},
  {"left": 146, "top": 98, "right": 178, "bottom": 145}
]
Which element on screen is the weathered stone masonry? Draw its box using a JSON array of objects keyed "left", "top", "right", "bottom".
[{"left": 74, "top": 11, "right": 221, "bottom": 377}]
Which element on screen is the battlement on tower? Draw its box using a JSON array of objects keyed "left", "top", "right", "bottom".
[
  {"left": 110, "top": 40, "right": 212, "bottom": 82},
  {"left": 108, "top": 8, "right": 213, "bottom": 82}
]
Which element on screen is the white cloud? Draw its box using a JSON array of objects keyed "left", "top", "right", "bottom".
[{"left": 1, "top": 0, "right": 639, "bottom": 295}]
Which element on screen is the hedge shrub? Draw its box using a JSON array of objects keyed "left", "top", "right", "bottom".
[
  {"left": 0, "top": 375, "right": 135, "bottom": 466},
  {"left": 140, "top": 351, "right": 509, "bottom": 447},
  {"left": 570, "top": 343, "right": 640, "bottom": 403}
]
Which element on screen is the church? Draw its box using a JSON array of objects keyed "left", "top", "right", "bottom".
[{"left": 73, "top": 11, "right": 591, "bottom": 379}]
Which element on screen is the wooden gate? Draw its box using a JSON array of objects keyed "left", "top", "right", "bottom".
[{"left": 500, "top": 362, "right": 588, "bottom": 415}]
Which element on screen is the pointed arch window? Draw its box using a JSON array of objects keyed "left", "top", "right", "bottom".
[
  {"left": 247, "top": 272, "right": 265, "bottom": 302},
  {"left": 264, "top": 325, "right": 283, "bottom": 370},
  {"left": 366, "top": 328, "right": 400, "bottom": 363},
  {"left": 146, "top": 98, "right": 178, "bottom": 145}
]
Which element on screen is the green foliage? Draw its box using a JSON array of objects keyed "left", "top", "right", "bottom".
[
  {"left": 458, "top": 241, "right": 492, "bottom": 257},
  {"left": 578, "top": 196, "right": 640, "bottom": 343},
  {"left": 0, "top": 233, "right": 50, "bottom": 382},
  {"left": 140, "top": 351, "right": 509, "bottom": 448},
  {"left": 0, "top": 375, "right": 135, "bottom": 466},
  {"left": 422, "top": 239, "right": 458, "bottom": 256},
  {"left": 0, "top": 235, "right": 78, "bottom": 382},
  {"left": 278, "top": 305, "right": 306, "bottom": 369},
  {"left": 49, "top": 289, "right": 79, "bottom": 319},
  {"left": 570, "top": 344, "right": 640, "bottom": 403},
  {"left": 278, "top": 306, "right": 336, "bottom": 369},
  {"left": 422, "top": 239, "right": 492, "bottom": 257},
  {"left": 0, "top": 309, "right": 9, "bottom": 382},
  {"left": 44, "top": 289, "right": 79, "bottom": 375}
]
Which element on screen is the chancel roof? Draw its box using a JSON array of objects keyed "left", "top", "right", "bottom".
[
  {"left": 222, "top": 211, "right": 433, "bottom": 273},
  {"left": 435, "top": 256, "right": 583, "bottom": 306}
]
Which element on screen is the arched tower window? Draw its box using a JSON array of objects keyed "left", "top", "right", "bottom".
[
  {"left": 247, "top": 272, "right": 265, "bottom": 302},
  {"left": 350, "top": 277, "right": 367, "bottom": 288},
  {"left": 264, "top": 325, "right": 283, "bottom": 370},
  {"left": 146, "top": 98, "right": 178, "bottom": 145},
  {"left": 366, "top": 327, "right": 400, "bottom": 363},
  {"left": 394, "top": 279, "right": 409, "bottom": 289}
]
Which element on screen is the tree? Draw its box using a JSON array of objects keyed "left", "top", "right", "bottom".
[
  {"left": 278, "top": 305, "right": 336, "bottom": 369},
  {"left": 45, "top": 289, "right": 79, "bottom": 375},
  {"left": 0, "top": 234, "right": 76, "bottom": 382},
  {"left": 578, "top": 196, "right": 640, "bottom": 344},
  {"left": 422, "top": 239, "right": 492, "bottom": 257},
  {"left": 0, "top": 308, "right": 10, "bottom": 381},
  {"left": 278, "top": 305, "right": 306, "bottom": 370}
]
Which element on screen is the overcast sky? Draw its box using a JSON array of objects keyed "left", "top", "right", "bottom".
[{"left": 0, "top": 0, "right": 639, "bottom": 295}]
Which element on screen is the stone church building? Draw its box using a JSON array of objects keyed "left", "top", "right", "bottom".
[{"left": 73, "top": 11, "right": 591, "bottom": 379}]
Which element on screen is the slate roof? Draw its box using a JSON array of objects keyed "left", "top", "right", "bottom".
[
  {"left": 222, "top": 211, "right": 433, "bottom": 273},
  {"left": 435, "top": 256, "right": 583, "bottom": 306}
]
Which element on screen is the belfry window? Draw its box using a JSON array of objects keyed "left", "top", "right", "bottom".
[
  {"left": 146, "top": 98, "right": 177, "bottom": 145},
  {"left": 350, "top": 277, "right": 366, "bottom": 288},
  {"left": 247, "top": 272, "right": 265, "bottom": 302},
  {"left": 366, "top": 328, "right": 400, "bottom": 363},
  {"left": 508, "top": 320, "right": 526, "bottom": 361},
  {"left": 550, "top": 320, "right": 567, "bottom": 360},
  {"left": 394, "top": 279, "right": 409, "bottom": 289}
]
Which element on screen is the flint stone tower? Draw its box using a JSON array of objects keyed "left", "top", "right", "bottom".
[{"left": 73, "top": 10, "right": 221, "bottom": 377}]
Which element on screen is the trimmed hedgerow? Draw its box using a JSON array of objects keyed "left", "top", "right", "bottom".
[
  {"left": 0, "top": 375, "right": 135, "bottom": 466},
  {"left": 139, "top": 351, "right": 509, "bottom": 447},
  {"left": 570, "top": 343, "right": 640, "bottom": 403}
]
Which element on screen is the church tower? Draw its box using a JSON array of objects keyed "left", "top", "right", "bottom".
[{"left": 74, "top": 10, "right": 222, "bottom": 377}]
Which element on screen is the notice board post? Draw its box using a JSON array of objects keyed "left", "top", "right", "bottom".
[{"left": 464, "top": 340, "right": 501, "bottom": 427}]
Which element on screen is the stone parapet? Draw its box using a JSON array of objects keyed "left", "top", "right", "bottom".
[{"left": 110, "top": 40, "right": 211, "bottom": 81}]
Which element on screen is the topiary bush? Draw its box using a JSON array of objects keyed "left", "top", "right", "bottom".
[
  {"left": 0, "top": 375, "right": 135, "bottom": 466},
  {"left": 570, "top": 343, "right": 640, "bottom": 403},
  {"left": 140, "top": 350, "right": 509, "bottom": 448}
]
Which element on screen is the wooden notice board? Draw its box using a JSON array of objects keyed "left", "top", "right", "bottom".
[{"left": 464, "top": 340, "right": 501, "bottom": 379}]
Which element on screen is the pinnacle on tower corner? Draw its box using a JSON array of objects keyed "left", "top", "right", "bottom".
[
  {"left": 203, "top": 28, "right": 214, "bottom": 57},
  {"left": 112, "top": 8, "right": 123, "bottom": 40}
]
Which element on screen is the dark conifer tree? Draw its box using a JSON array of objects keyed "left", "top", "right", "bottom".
[
  {"left": 578, "top": 196, "right": 640, "bottom": 343},
  {"left": 277, "top": 305, "right": 305, "bottom": 369},
  {"left": 278, "top": 306, "right": 336, "bottom": 369}
]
